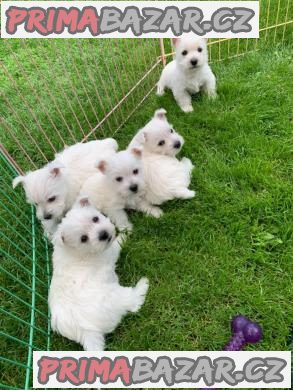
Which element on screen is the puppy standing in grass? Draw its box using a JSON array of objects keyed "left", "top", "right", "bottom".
[
  {"left": 49, "top": 197, "right": 149, "bottom": 351},
  {"left": 128, "top": 109, "right": 195, "bottom": 208},
  {"left": 157, "top": 36, "right": 217, "bottom": 112}
]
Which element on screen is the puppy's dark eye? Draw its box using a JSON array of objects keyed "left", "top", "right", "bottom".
[
  {"left": 158, "top": 140, "right": 165, "bottom": 146},
  {"left": 198, "top": 47, "right": 203, "bottom": 52},
  {"left": 182, "top": 50, "right": 188, "bottom": 56},
  {"left": 116, "top": 177, "right": 123, "bottom": 182},
  {"left": 133, "top": 169, "right": 139, "bottom": 175},
  {"left": 170, "top": 128, "right": 174, "bottom": 133},
  {"left": 81, "top": 235, "right": 88, "bottom": 243},
  {"left": 92, "top": 216, "right": 99, "bottom": 223},
  {"left": 48, "top": 196, "right": 56, "bottom": 203}
]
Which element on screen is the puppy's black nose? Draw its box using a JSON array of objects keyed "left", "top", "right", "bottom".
[
  {"left": 44, "top": 213, "right": 52, "bottom": 220},
  {"left": 99, "top": 230, "right": 109, "bottom": 241},
  {"left": 191, "top": 59, "right": 198, "bottom": 66},
  {"left": 129, "top": 184, "right": 138, "bottom": 193},
  {"left": 174, "top": 141, "right": 181, "bottom": 149}
]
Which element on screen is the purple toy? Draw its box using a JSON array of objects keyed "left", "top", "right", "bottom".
[
  {"left": 224, "top": 315, "right": 262, "bottom": 350},
  {"left": 201, "top": 315, "right": 262, "bottom": 390}
]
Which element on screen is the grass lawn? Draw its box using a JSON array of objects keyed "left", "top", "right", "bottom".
[
  {"left": 0, "top": 3, "right": 293, "bottom": 388},
  {"left": 1, "top": 44, "right": 292, "bottom": 389}
]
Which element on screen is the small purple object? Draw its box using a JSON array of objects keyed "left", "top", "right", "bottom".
[
  {"left": 224, "top": 315, "right": 262, "bottom": 351},
  {"left": 200, "top": 315, "right": 262, "bottom": 390},
  {"left": 243, "top": 322, "right": 263, "bottom": 343},
  {"left": 231, "top": 315, "right": 250, "bottom": 333}
]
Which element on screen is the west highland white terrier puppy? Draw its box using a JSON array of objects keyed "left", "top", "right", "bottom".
[
  {"left": 49, "top": 197, "right": 149, "bottom": 351},
  {"left": 157, "top": 36, "right": 217, "bottom": 112},
  {"left": 80, "top": 148, "right": 163, "bottom": 232},
  {"left": 12, "top": 139, "right": 118, "bottom": 238},
  {"left": 128, "top": 109, "right": 195, "bottom": 207}
]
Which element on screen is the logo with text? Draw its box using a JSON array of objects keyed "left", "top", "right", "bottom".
[
  {"left": 33, "top": 351, "right": 291, "bottom": 388},
  {"left": 1, "top": 1, "right": 259, "bottom": 38}
]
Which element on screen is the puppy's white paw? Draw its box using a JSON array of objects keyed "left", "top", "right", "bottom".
[
  {"left": 207, "top": 91, "right": 217, "bottom": 100},
  {"left": 185, "top": 189, "right": 196, "bottom": 199},
  {"left": 131, "top": 277, "right": 149, "bottom": 312},
  {"left": 176, "top": 189, "right": 196, "bottom": 199},
  {"left": 119, "top": 222, "right": 133, "bottom": 233},
  {"left": 149, "top": 206, "right": 163, "bottom": 218},
  {"left": 182, "top": 157, "right": 194, "bottom": 170},
  {"left": 156, "top": 84, "right": 165, "bottom": 96},
  {"left": 181, "top": 104, "right": 193, "bottom": 113},
  {"left": 116, "top": 233, "right": 128, "bottom": 246}
]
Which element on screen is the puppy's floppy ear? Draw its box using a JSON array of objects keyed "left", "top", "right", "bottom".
[
  {"left": 97, "top": 160, "right": 107, "bottom": 174},
  {"left": 154, "top": 108, "right": 167, "bottom": 120},
  {"left": 12, "top": 175, "right": 25, "bottom": 189},
  {"left": 131, "top": 147, "right": 142, "bottom": 158},
  {"left": 78, "top": 196, "right": 91, "bottom": 208},
  {"left": 172, "top": 38, "right": 180, "bottom": 46}
]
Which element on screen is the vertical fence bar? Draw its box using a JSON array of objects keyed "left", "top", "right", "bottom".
[
  {"left": 24, "top": 206, "right": 36, "bottom": 390},
  {"left": 159, "top": 38, "right": 167, "bottom": 67}
]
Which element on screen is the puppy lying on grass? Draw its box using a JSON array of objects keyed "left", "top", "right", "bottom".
[
  {"left": 12, "top": 139, "right": 117, "bottom": 238},
  {"left": 128, "top": 109, "right": 195, "bottom": 210},
  {"left": 49, "top": 197, "right": 149, "bottom": 351},
  {"left": 157, "top": 36, "right": 217, "bottom": 112}
]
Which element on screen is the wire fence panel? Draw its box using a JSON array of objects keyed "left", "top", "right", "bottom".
[
  {"left": 0, "top": 39, "right": 162, "bottom": 170},
  {"left": 0, "top": 147, "right": 51, "bottom": 390}
]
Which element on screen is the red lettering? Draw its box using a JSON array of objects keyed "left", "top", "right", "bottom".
[
  {"left": 55, "top": 8, "right": 79, "bottom": 33},
  {"left": 26, "top": 9, "right": 47, "bottom": 34},
  {"left": 38, "top": 357, "right": 59, "bottom": 385},
  {"left": 109, "top": 358, "right": 131, "bottom": 385},
  {"left": 88, "top": 358, "right": 111, "bottom": 383},
  {"left": 6, "top": 7, "right": 27, "bottom": 34},
  {"left": 77, "top": 7, "right": 98, "bottom": 35},
  {"left": 57, "top": 358, "right": 79, "bottom": 385}
]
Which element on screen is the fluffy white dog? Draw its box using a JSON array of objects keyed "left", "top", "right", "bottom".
[
  {"left": 157, "top": 36, "right": 217, "bottom": 112},
  {"left": 49, "top": 197, "right": 149, "bottom": 351},
  {"left": 80, "top": 148, "right": 163, "bottom": 232},
  {"left": 128, "top": 109, "right": 195, "bottom": 207},
  {"left": 12, "top": 139, "right": 117, "bottom": 238}
]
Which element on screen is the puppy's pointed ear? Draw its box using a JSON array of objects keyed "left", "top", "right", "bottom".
[
  {"left": 97, "top": 160, "right": 107, "bottom": 174},
  {"left": 79, "top": 196, "right": 90, "bottom": 207},
  {"left": 131, "top": 147, "right": 142, "bottom": 158},
  {"left": 49, "top": 161, "right": 64, "bottom": 178},
  {"left": 50, "top": 167, "right": 60, "bottom": 177},
  {"left": 172, "top": 38, "right": 180, "bottom": 46},
  {"left": 12, "top": 175, "right": 25, "bottom": 189},
  {"left": 154, "top": 108, "right": 167, "bottom": 120},
  {"left": 134, "top": 131, "right": 147, "bottom": 146},
  {"left": 52, "top": 230, "right": 65, "bottom": 246}
]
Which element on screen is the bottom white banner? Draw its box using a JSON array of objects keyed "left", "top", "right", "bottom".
[{"left": 33, "top": 351, "right": 291, "bottom": 388}]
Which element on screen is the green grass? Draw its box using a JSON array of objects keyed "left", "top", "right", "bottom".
[
  {"left": 1, "top": 3, "right": 293, "bottom": 388},
  {"left": 1, "top": 45, "right": 293, "bottom": 389}
]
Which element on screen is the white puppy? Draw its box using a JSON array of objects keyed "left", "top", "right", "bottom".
[
  {"left": 12, "top": 139, "right": 117, "bottom": 238},
  {"left": 49, "top": 197, "right": 149, "bottom": 351},
  {"left": 80, "top": 148, "right": 162, "bottom": 232},
  {"left": 128, "top": 109, "right": 195, "bottom": 207},
  {"left": 157, "top": 36, "right": 217, "bottom": 112}
]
